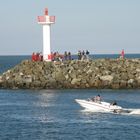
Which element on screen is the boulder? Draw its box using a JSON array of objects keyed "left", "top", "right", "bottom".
[
  {"left": 94, "top": 79, "right": 102, "bottom": 88},
  {"left": 128, "top": 79, "right": 134, "bottom": 84},
  {"left": 0, "top": 76, "right": 2, "bottom": 83},
  {"left": 0, "top": 76, "right": 2, "bottom": 86},
  {"left": 111, "top": 83, "right": 120, "bottom": 89},
  {"left": 54, "top": 71, "right": 65, "bottom": 81},
  {"left": 23, "top": 75, "right": 32, "bottom": 83},
  {"left": 100, "top": 75, "right": 113, "bottom": 82},
  {"left": 71, "top": 78, "right": 81, "bottom": 85},
  {"left": 120, "top": 80, "right": 127, "bottom": 88},
  {"left": 136, "top": 76, "right": 140, "bottom": 85},
  {"left": 69, "top": 72, "right": 77, "bottom": 79},
  {"left": 136, "top": 69, "right": 140, "bottom": 73}
]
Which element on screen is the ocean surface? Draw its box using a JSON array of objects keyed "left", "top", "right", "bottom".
[{"left": 0, "top": 55, "right": 140, "bottom": 140}]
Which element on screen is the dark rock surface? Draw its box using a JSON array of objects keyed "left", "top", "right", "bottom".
[{"left": 0, "top": 59, "right": 140, "bottom": 89}]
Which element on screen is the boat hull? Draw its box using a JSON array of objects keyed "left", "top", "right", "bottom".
[{"left": 75, "top": 99, "right": 122, "bottom": 112}]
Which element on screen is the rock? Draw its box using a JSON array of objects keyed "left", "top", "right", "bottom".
[
  {"left": 86, "top": 69, "right": 93, "bottom": 74},
  {"left": 69, "top": 72, "right": 76, "bottom": 79},
  {"left": 65, "top": 74, "right": 69, "bottom": 80},
  {"left": 0, "top": 76, "right": 2, "bottom": 82},
  {"left": 102, "top": 80, "right": 111, "bottom": 88},
  {"left": 128, "top": 73, "right": 135, "bottom": 79},
  {"left": 120, "top": 73, "right": 128, "bottom": 81},
  {"left": 94, "top": 79, "right": 102, "bottom": 88},
  {"left": 100, "top": 75, "right": 113, "bottom": 82},
  {"left": 33, "top": 80, "right": 41, "bottom": 87},
  {"left": 54, "top": 61, "right": 61, "bottom": 65},
  {"left": 88, "top": 78, "right": 96, "bottom": 87},
  {"left": 136, "top": 76, "right": 140, "bottom": 85},
  {"left": 136, "top": 69, "right": 140, "bottom": 73},
  {"left": 23, "top": 75, "right": 32, "bottom": 83},
  {"left": 128, "top": 79, "right": 134, "bottom": 84},
  {"left": 72, "top": 63, "right": 79, "bottom": 70},
  {"left": 19, "top": 72, "right": 24, "bottom": 76},
  {"left": 71, "top": 78, "right": 81, "bottom": 85},
  {"left": 0, "top": 76, "right": 2, "bottom": 86},
  {"left": 120, "top": 80, "right": 127, "bottom": 88},
  {"left": 48, "top": 78, "right": 56, "bottom": 84},
  {"left": 6, "top": 76, "right": 10, "bottom": 80},
  {"left": 54, "top": 71, "right": 65, "bottom": 81},
  {"left": 81, "top": 78, "right": 87, "bottom": 84},
  {"left": 111, "top": 83, "right": 120, "bottom": 89}
]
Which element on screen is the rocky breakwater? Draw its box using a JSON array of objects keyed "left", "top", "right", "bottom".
[{"left": 0, "top": 59, "right": 140, "bottom": 89}]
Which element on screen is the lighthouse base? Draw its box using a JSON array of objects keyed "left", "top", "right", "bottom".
[{"left": 43, "top": 54, "right": 52, "bottom": 61}]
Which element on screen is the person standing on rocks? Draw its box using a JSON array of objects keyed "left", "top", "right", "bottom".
[
  {"left": 120, "top": 49, "right": 125, "bottom": 59},
  {"left": 78, "top": 50, "right": 82, "bottom": 60},
  {"left": 32, "top": 52, "right": 35, "bottom": 61},
  {"left": 64, "top": 51, "right": 68, "bottom": 60},
  {"left": 68, "top": 52, "right": 71, "bottom": 60},
  {"left": 86, "top": 50, "right": 90, "bottom": 60},
  {"left": 82, "top": 50, "right": 85, "bottom": 56},
  {"left": 81, "top": 50, "right": 86, "bottom": 60}
]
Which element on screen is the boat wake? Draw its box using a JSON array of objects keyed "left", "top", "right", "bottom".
[
  {"left": 122, "top": 108, "right": 140, "bottom": 115},
  {"left": 80, "top": 108, "right": 140, "bottom": 116}
]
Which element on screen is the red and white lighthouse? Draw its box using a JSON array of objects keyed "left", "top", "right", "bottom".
[{"left": 38, "top": 8, "right": 55, "bottom": 61}]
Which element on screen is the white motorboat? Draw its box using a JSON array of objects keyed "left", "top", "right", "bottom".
[{"left": 75, "top": 99, "right": 122, "bottom": 113}]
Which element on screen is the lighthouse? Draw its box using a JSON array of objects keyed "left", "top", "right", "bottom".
[{"left": 38, "top": 8, "right": 55, "bottom": 61}]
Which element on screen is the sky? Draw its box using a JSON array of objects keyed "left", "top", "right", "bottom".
[{"left": 0, "top": 0, "right": 140, "bottom": 55}]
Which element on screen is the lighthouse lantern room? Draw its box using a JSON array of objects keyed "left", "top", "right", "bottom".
[{"left": 38, "top": 8, "right": 55, "bottom": 61}]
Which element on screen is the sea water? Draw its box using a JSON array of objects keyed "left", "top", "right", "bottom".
[
  {"left": 0, "top": 55, "right": 140, "bottom": 140},
  {"left": 0, "top": 89, "right": 140, "bottom": 140}
]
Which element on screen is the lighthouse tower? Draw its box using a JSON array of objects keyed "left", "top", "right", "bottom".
[{"left": 38, "top": 8, "right": 55, "bottom": 61}]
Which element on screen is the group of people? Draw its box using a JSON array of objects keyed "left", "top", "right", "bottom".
[
  {"left": 90, "top": 94, "right": 117, "bottom": 105},
  {"left": 31, "top": 52, "right": 43, "bottom": 61},
  {"left": 52, "top": 52, "right": 64, "bottom": 61},
  {"left": 31, "top": 50, "right": 90, "bottom": 62},
  {"left": 91, "top": 94, "right": 102, "bottom": 103},
  {"left": 51, "top": 50, "right": 90, "bottom": 61},
  {"left": 64, "top": 51, "right": 72, "bottom": 61},
  {"left": 78, "top": 50, "right": 90, "bottom": 60},
  {"left": 31, "top": 49, "right": 124, "bottom": 61},
  {"left": 31, "top": 52, "right": 65, "bottom": 62}
]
